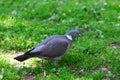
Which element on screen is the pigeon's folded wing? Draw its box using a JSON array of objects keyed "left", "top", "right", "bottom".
[
  {"left": 40, "top": 39, "right": 69, "bottom": 58},
  {"left": 24, "top": 36, "right": 69, "bottom": 58}
]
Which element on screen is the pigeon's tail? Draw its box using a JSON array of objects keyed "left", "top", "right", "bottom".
[{"left": 14, "top": 55, "right": 29, "bottom": 62}]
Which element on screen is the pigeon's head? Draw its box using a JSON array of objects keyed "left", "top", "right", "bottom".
[{"left": 67, "top": 30, "right": 81, "bottom": 40}]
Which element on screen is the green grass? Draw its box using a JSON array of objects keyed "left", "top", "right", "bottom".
[{"left": 0, "top": 0, "right": 120, "bottom": 80}]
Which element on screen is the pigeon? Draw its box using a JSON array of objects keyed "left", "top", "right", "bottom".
[{"left": 14, "top": 30, "right": 80, "bottom": 62}]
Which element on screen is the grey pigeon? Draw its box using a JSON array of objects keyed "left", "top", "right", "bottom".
[{"left": 14, "top": 30, "right": 80, "bottom": 62}]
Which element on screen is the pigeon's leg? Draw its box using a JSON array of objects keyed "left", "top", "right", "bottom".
[
  {"left": 54, "top": 57, "right": 61, "bottom": 64},
  {"left": 39, "top": 59, "right": 44, "bottom": 65}
]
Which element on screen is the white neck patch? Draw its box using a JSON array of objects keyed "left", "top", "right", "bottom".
[{"left": 66, "top": 35, "right": 72, "bottom": 41}]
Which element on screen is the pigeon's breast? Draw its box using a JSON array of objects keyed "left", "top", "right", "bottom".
[{"left": 61, "top": 40, "right": 72, "bottom": 56}]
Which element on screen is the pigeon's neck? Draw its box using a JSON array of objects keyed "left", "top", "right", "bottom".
[{"left": 66, "top": 35, "right": 72, "bottom": 41}]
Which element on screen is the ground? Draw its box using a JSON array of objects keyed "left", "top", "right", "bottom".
[{"left": 0, "top": 0, "right": 120, "bottom": 80}]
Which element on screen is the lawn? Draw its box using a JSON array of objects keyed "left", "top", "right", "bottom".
[{"left": 0, "top": 0, "right": 120, "bottom": 80}]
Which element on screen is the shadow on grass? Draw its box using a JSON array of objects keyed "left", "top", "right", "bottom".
[{"left": 16, "top": 53, "right": 87, "bottom": 80}]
